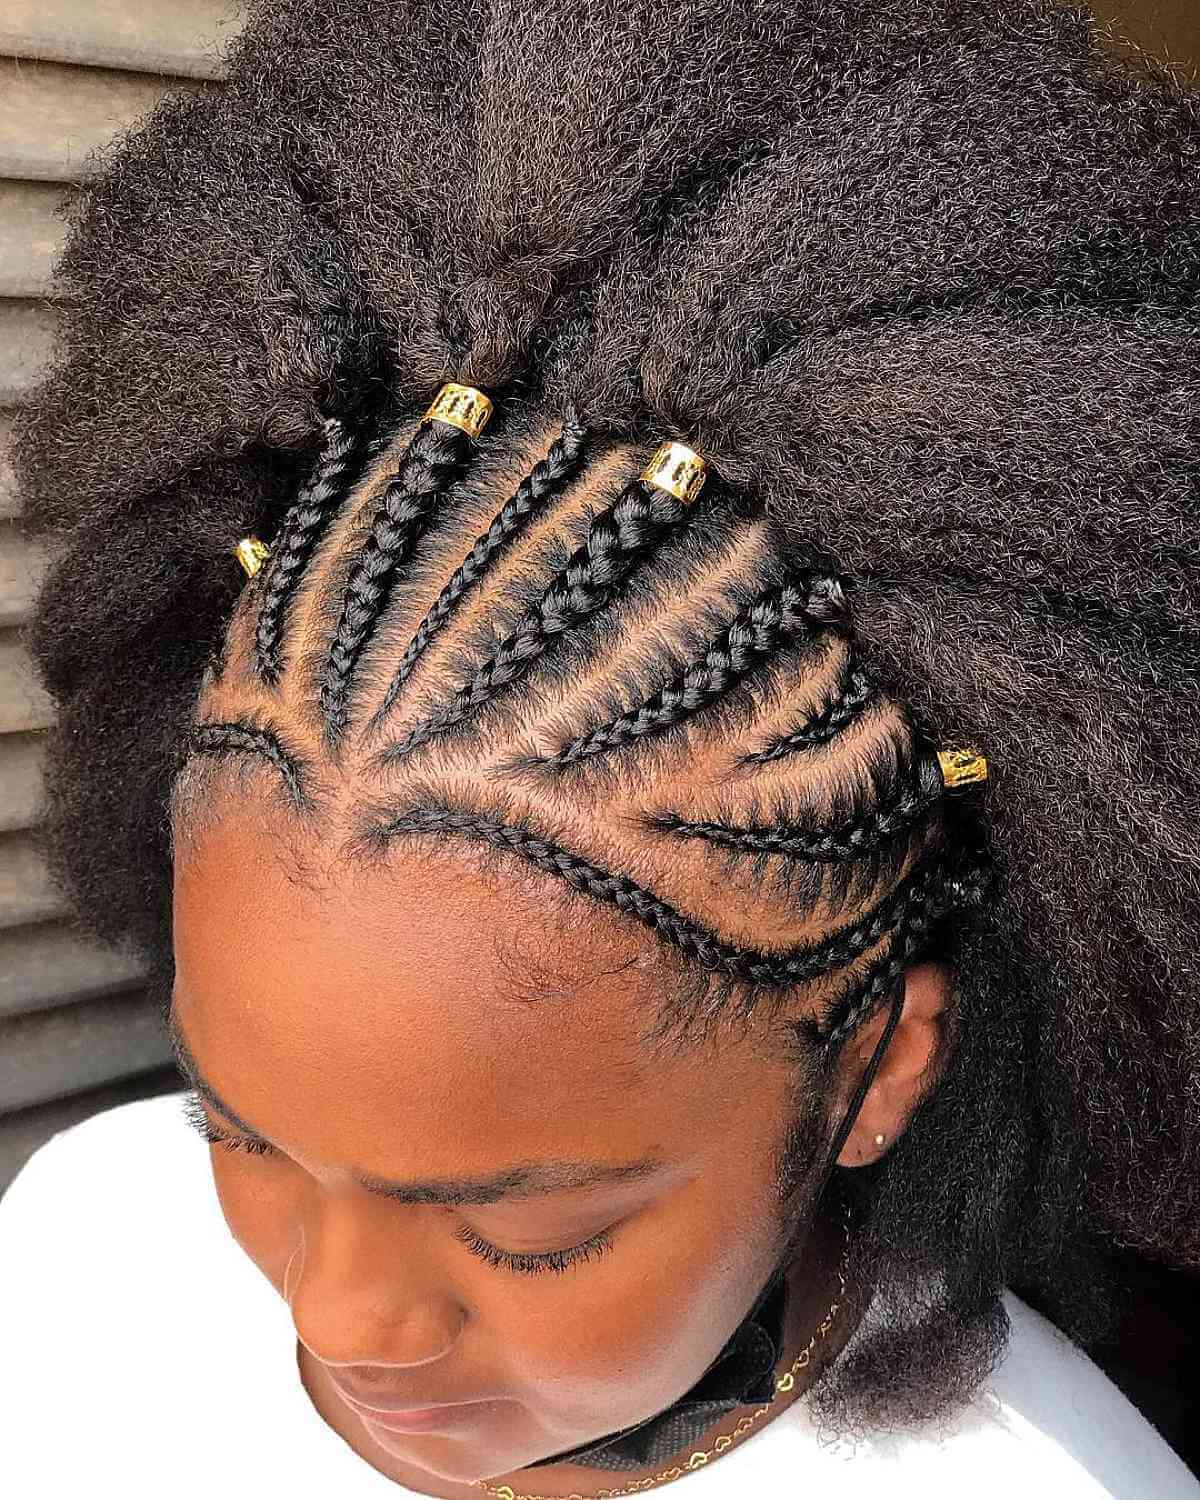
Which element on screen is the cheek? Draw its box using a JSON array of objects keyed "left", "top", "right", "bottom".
[
  {"left": 208, "top": 1152, "right": 299, "bottom": 1294},
  {"left": 490, "top": 1179, "right": 782, "bottom": 1428}
]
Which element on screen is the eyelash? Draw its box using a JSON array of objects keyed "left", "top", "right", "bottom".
[{"left": 179, "top": 1091, "right": 618, "bottom": 1278}]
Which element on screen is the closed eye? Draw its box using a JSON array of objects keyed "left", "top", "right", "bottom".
[{"left": 179, "top": 1090, "right": 620, "bottom": 1277}]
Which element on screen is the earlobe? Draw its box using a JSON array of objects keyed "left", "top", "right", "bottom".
[{"left": 835, "top": 962, "right": 954, "bottom": 1169}]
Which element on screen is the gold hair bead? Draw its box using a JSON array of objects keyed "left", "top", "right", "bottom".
[
  {"left": 640, "top": 440, "right": 708, "bottom": 504},
  {"left": 234, "top": 537, "right": 271, "bottom": 578},
  {"left": 937, "top": 747, "right": 989, "bottom": 791},
  {"left": 423, "top": 381, "right": 494, "bottom": 438}
]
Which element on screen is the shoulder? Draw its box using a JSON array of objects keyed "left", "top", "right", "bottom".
[
  {"left": 764, "top": 1288, "right": 1200, "bottom": 1498},
  {"left": 977, "top": 1288, "right": 1199, "bottom": 1496}
]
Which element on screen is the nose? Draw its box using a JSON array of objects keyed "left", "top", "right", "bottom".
[{"left": 288, "top": 1194, "right": 467, "bottom": 1368}]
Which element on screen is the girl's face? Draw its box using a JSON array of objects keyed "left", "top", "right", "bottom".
[{"left": 170, "top": 810, "right": 845, "bottom": 1491}]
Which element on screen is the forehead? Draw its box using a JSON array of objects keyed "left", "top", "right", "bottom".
[{"left": 171, "top": 814, "right": 778, "bottom": 1184}]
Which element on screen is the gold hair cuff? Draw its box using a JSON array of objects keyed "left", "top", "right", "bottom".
[
  {"left": 937, "top": 747, "right": 989, "bottom": 791},
  {"left": 640, "top": 441, "right": 708, "bottom": 504},
  {"left": 423, "top": 381, "right": 494, "bottom": 438},
  {"left": 234, "top": 537, "right": 271, "bottom": 578}
]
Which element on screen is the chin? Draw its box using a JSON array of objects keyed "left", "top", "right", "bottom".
[{"left": 360, "top": 1408, "right": 538, "bottom": 1486}]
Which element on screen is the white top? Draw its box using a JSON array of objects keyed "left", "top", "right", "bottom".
[{"left": 0, "top": 1093, "right": 1195, "bottom": 1499}]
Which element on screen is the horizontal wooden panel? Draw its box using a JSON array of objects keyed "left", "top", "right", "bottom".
[
  {"left": 0, "top": 412, "right": 16, "bottom": 520},
  {"left": 0, "top": 830, "right": 65, "bottom": 928},
  {"left": 0, "top": 732, "right": 45, "bottom": 832},
  {"left": 0, "top": 181, "right": 72, "bottom": 298},
  {"left": 0, "top": 58, "right": 204, "bottom": 183},
  {"left": 0, "top": 1062, "right": 182, "bottom": 1197},
  {"left": 0, "top": 631, "right": 53, "bottom": 733},
  {"left": 0, "top": 920, "right": 148, "bottom": 1019},
  {"left": 0, "top": 522, "right": 53, "bottom": 627},
  {"left": 0, "top": 987, "right": 172, "bottom": 1113},
  {"left": 0, "top": 301, "right": 59, "bottom": 407},
  {"left": 0, "top": 0, "right": 243, "bottom": 82}
]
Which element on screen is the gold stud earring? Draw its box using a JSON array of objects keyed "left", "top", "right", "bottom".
[{"left": 874, "top": 1133, "right": 887, "bottom": 1148}]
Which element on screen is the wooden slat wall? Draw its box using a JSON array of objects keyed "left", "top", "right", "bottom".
[
  {"left": 0, "top": 4, "right": 1197, "bottom": 1197},
  {"left": 0, "top": 3, "right": 239, "bottom": 1195}
]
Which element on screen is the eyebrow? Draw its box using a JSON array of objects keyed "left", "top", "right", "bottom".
[{"left": 166, "top": 1004, "right": 665, "bottom": 1206}]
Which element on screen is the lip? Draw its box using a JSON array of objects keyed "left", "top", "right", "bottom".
[{"left": 329, "top": 1378, "right": 491, "bottom": 1432}]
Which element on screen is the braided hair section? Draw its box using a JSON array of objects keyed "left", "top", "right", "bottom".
[
  {"left": 368, "top": 409, "right": 592, "bottom": 727},
  {"left": 318, "top": 417, "right": 476, "bottom": 745},
  {"left": 374, "top": 479, "right": 694, "bottom": 763},
  {"left": 186, "top": 719, "right": 309, "bottom": 810},
  {"left": 254, "top": 417, "right": 365, "bottom": 686},
  {"left": 742, "top": 647, "right": 878, "bottom": 764},
  {"left": 649, "top": 749, "right": 946, "bottom": 862},
  {"left": 529, "top": 578, "right": 849, "bottom": 767},
  {"left": 363, "top": 799, "right": 963, "bottom": 997}
]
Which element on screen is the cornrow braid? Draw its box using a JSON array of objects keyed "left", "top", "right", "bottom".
[
  {"left": 648, "top": 750, "right": 945, "bottom": 863},
  {"left": 367, "top": 409, "right": 592, "bottom": 731},
  {"left": 318, "top": 416, "right": 477, "bottom": 746},
  {"left": 364, "top": 800, "right": 960, "bottom": 991},
  {"left": 186, "top": 719, "right": 308, "bottom": 810},
  {"left": 528, "top": 578, "right": 849, "bottom": 768},
  {"left": 742, "top": 650, "right": 877, "bottom": 765},
  {"left": 374, "top": 479, "right": 695, "bottom": 765},
  {"left": 822, "top": 863, "right": 993, "bottom": 1045},
  {"left": 254, "top": 417, "right": 365, "bottom": 686}
]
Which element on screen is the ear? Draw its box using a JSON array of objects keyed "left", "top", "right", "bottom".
[{"left": 833, "top": 961, "right": 954, "bottom": 1168}]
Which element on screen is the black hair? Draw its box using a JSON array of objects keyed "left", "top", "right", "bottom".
[{"left": 14, "top": 0, "right": 1200, "bottom": 1437}]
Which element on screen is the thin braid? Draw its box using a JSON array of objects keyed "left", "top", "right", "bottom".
[
  {"left": 375, "top": 480, "right": 693, "bottom": 764},
  {"left": 743, "top": 653, "right": 877, "bottom": 764},
  {"left": 318, "top": 418, "right": 474, "bottom": 745},
  {"left": 254, "top": 417, "right": 364, "bottom": 685},
  {"left": 187, "top": 720, "right": 307, "bottom": 809},
  {"left": 366, "top": 802, "right": 955, "bottom": 986},
  {"left": 533, "top": 578, "right": 849, "bottom": 767},
  {"left": 822, "top": 864, "right": 992, "bottom": 1044},
  {"left": 649, "top": 752, "right": 945, "bottom": 862},
  {"left": 368, "top": 410, "right": 592, "bottom": 728}
]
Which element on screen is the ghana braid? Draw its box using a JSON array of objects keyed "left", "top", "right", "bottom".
[
  {"left": 369, "top": 408, "right": 592, "bottom": 725},
  {"left": 318, "top": 417, "right": 476, "bottom": 744},
  {"left": 253, "top": 416, "right": 366, "bottom": 685}
]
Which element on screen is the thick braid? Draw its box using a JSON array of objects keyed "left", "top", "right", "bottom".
[
  {"left": 319, "top": 418, "right": 473, "bottom": 744},
  {"left": 743, "top": 651, "right": 877, "bottom": 764},
  {"left": 370, "top": 410, "right": 591, "bottom": 725},
  {"left": 535, "top": 578, "right": 848, "bottom": 767},
  {"left": 368, "top": 802, "right": 952, "bottom": 986},
  {"left": 649, "top": 751, "right": 945, "bottom": 862},
  {"left": 188, "top": 720, "right": 307, "bottom": 809},
  {"left": 254, "top": 417, "right": 364, "bottom": 685},
  {"left": 376, "top": 480, "right": 691, "bottom": 764}
]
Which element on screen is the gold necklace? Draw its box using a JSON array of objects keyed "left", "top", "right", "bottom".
[{"left": 474, "top": 1211, "right": 852, "bottom": 1500}]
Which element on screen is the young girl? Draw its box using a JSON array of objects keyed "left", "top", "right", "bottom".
[{"left": 2, "top": 1, "right": 1198, "bottom": 1496}]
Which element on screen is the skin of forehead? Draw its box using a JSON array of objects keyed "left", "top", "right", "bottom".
[{"left": 170, "top": 808, "right": 812, "bottom": 1209}]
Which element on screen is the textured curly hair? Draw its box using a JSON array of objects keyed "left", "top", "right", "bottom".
[{"left": 13, "top": 0, "right": 1200, "bottom": 1436}]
